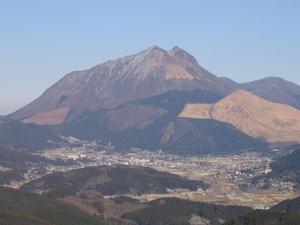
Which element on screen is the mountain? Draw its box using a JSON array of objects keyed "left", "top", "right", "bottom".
[
  {"left": 7, "top": 46, "right": 271, "bottom": 155},
  {"left": 0, "top": 186, "right": 115, "bottom": 225},
  {"left": 123, "top": 197, "right": 252, "bottom": 225},
  {"left": 0, "top": 115, "right": 59, "bottom": 151},
  {"left": 179, "top": 90, "right": 300, "bottom": 143},
  {"left": 220, "top": 77, "right": 300, "bottom": 110},
  {"left": 21, "top": 165, "right": 208, "bottom": 196},
  {"left": 60, "top": 90, "right": 267, "bottom": 155},
  {"left": 10, "top": 46, "right": 233, "bottom": 124}
]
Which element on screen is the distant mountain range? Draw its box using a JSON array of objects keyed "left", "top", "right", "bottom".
[{"left": 4, "top": 46, "right": 300, "bottom": 154}]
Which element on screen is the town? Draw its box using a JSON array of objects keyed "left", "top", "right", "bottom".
[{"left": 7, "top": 136, "right": 300, "bottom": 208}]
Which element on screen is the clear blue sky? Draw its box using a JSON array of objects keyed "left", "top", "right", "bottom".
[{"left": 0, "top": 0, "right": 299, "bottom": 115}]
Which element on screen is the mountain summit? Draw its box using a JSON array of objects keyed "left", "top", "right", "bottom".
[{"left": 10, "top": 46, "right": 233, "bottom": 124}]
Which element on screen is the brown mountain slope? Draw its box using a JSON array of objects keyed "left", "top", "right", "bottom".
[
  {"left": 179, "top": 90, "right": 300, "bottom": 143},
  {"left": 9, "top": 46, "right": 233, "bottom": 124},
  {"left": 22, "top": 108, "right": 70, "bottom": 125}
]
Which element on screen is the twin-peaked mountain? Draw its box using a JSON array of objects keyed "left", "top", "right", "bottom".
[
  {"left": 7, "top": 46, "right": 300, "bottom": 154},
  {"left": 10, "top": 46, "right": 233, "bottom": 124}
]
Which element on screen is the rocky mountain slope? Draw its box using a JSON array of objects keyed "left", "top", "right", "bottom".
[{"left": 179, "top": 90, "right": 300, "bottom": 142}]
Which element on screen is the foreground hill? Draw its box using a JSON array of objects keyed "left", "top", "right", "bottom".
[
  {"left": 224, "top": 210, "right": 300, "bottom": 225},
  {"left": 123, "top": 197, "right": 252, "bottom": 225},
  {"left": 21, "top": 165, "right": 208, "bottom": 196},
  {"left": 224, "top": 196, "right": 300, "bottom": 225},
  {"left": 0, "top": 186, "right": 254, "bottom": 225},
  {"left": 0, "top": 115, "right": 58, "bottom": 151},
  {"left": 179, "top": 90, "right": 300, "bottom": 143},
  {"left": 0, "top": 186, "right": 115, "bottom": 225},
  {"left": 272, "top": 196, "right": 300, "bottom": 213}
]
